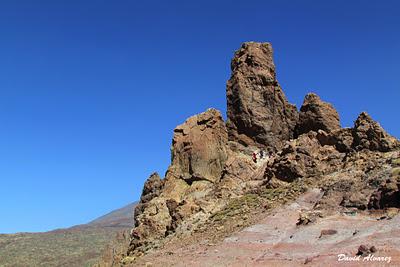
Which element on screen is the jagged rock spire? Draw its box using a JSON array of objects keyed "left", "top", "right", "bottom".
[
  {"left": 295, "top": 93, "right": 340, "bottom": 136},
  {"left": 226, "top": 42, "right": 298, "bottom": 151},
  {"left": 353, "top": 112, "right": 399, "bottom": 152}
]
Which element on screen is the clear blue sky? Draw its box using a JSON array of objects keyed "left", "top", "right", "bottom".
[{"left": 0, "top": 0, "right": 398, "bottom": 233}]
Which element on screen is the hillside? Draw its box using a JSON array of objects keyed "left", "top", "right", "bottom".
[
  {"left": 88, "top": 203, "right": 137, "bottom": 228},
  {"left": 100, "top": 42, "right": 400, "bottom": 266},
  {"left": 0, "top": 203, "right": 136, "bottom": 267}
]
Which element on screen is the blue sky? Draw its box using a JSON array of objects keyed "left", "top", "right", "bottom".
[{"left": 0, "top": 0, "right": 399, "bottom": 233}]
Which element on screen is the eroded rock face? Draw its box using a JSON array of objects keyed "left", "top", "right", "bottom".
[
  {"left": 124, "top": 42, "right": 400, "bottom": 264},
  {"left": 129, "top": 197, "right": 171, "bottom": 254},
  {"left": 353, "top": 112, "right": 399, "bottom": 152},
  {"left": 265, "top": 131, "right": 344, "bottom": 183},
  {"left": 295, "top": 93, "right": 340, "bottom": 137},
  {"left": 129, "top": 109, "right": 229, "bottom": 255},
  {"left": 369, "top": 179, "right": 400, "bottom": 209},
  {"left": 134, "top": 172, "right": 164, "bottom": 227},
  {"left": 316, "top": 128, "right": 354, "bottom": 153},
  {"left": 217, "top": 151, "right": 261, "bottom": 197},
  {"left": 139, "top": 173, "right": 164, "bottom": 204},
  {"left": 226, "top": 42, "right": 298, "bottom": 151},
  {"left": 168, "top": 108, "right": 228, "bottom": 184}
]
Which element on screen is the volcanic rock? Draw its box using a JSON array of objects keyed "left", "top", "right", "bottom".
[
  {"left": 265, "top": 131, "right": 344, "bottom": 183},
  {"left": 368, "top": 179, "right": 400, "bottom": 209},
  {"left": 356, "top": 245, "right": 377, "bottom": 256},
  {"left": 139, "top": 173, "right": 164, "bottom": 204},
  {"left": 226, "top": 42, "right": 298, "bottom": 151},
  {"left": 353, "top": 112, "right": 399, "bottom": 152},
  {"left": 296, "top": 93, "right": 340, "bottom": 136},
  {"left": 129, "top": 197, "right": 171, "bottom": 254},
  {"left": 316, "top": 129, "right": 354, "bottom": 153},
  {"left": 129, "top": 108, "right": 229, "bottom": 255},
  {"left": 167, "top": 108, "right": 228, "bottom": 185},
  {"left": 121, "top": 42, "right": 400, "bottom": 266},
  {"left": 134, "top": 172, "right": 164, "bottom": 227}
]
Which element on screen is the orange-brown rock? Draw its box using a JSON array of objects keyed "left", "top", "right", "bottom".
[
  {"left": 129, "top": 108, "right": 229, "bottom": 256},
  {"left": 353, "top": 112, "right": 399, "bottom": 152},
  {"left": 226, "top": 42, "right": 298, "bottom": 151},
  {"left": 265, "top": 131, "right": 344, "bottom": 183},
  {"left": 316, "top": 128, "right": 354, "bottom": 153},
  {"left": 123, "top": 42, "right": 400, "bottom": 266},
  {"left": 138, "top": 172, "right": 164, "bottom": 204},
  {"left": 167, "top": 108, "right": 228, "bottom": 185},
  {"left": 133, "top": 172, "right": 164, "bottom": 227},
  {"left": 296, "top": 93, "right": 340, "bottom": 137}
]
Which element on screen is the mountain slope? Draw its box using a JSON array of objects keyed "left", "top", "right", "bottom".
[
  {"left": 0, "top": 203, "right": 136, "bottom": 267},
  {"left": 115, "top": 42, "right": 400, "bottom": 266},
  {"left": 88, "top": 203, "right": 137, "bottom": 228}
]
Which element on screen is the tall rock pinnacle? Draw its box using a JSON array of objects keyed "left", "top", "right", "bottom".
[{"left": 226, "top": 42, "right": 298, "bottom": 151}]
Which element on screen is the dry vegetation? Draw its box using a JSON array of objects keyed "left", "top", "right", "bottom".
[
  {"left": 0, "top": 226, "right": 125, "bottom": 267},
  {"left": 0, "top": 203, "right": 136, "bottom": 267}
]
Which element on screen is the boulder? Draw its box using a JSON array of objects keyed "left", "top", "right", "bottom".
[
  {"left": 296, "top": 93, "right": 340, "bottom": 136},
  {"left": 368, "top": 179, "right": 400, "bottom": 209},
  {"left": 265, "top": 132, "right": 344, "bottom": 183},
  {"left": 167, "top": 108, "right": 228, "bottom": 185},
  {"left": 316, "top": 128, "right": 354, "bottom": 153},
  {"left": 226, "top": 42, "right": 298, "bottom": 151},
  {"left": 352, "top": 112, "right": 399, "bottom": 152}
]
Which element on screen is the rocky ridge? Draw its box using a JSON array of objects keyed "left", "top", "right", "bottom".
[{"left": 102, "top": 42, "right": 399, "bottom": 266}]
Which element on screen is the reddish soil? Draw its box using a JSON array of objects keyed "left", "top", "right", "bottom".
[{"left": 134, "top": 189, "right": 400, "bottom": 266}]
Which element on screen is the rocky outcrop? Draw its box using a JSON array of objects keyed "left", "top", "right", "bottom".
[
  {"left": 226, "top": 42, "right": 298, "bottom": 151},
  {"left": 368, "top": 160, "right": 400, "bottom": 209},
  {"left": 316, "top": 128, "right": 354, "bottom": 153},
  {"left": 167, "top": 108, "right": 228, "bottom": 185},
  {"left": 129, "top": 196, "right": 171, "bottom": 255},
  {"left": 123, "top": 42, "right": 400, "bottom": 265},
  {"left": 265, "top": 131, "right": 343, "bottom": 183},
  {"left": 316, "top": 112, "right": 399, "bottom": 154},
  {"left": 129, "top": 108, "right": 229, "bottom": 255},
  {"left": 295, "top": 93, "right": 340, "bottom": 137},
  {"left": 138, "top": 173, "right": 164, "bottom": 204},
  {"left": 133, "top": 173, "right": 164, "bottom": 227},
  {"left": 353, "top": 112, "right": 399, "bottom": 152},
  {"left": 368, "top": 179, "right": 400, "bottom": 209}
]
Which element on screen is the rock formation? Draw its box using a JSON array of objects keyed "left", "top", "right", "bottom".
[
  {"left": 168, "top": 108, "right": 228, "bottom": 185},
  {"left": 128, "top": 108, "right": 229, "bottom": 255},
  {"left": 226, "top": 42, "right": 298, "bottom": 152},
  {"left": 116, "top": 42, "right": 400, "bottom": 266},
  {"left": 295, "top": 93, "right": 340, "bottom": 136},
  {"left": 265, "top": 131, "right": 343, "bottom": 183},
  {"left": 353, "top": 112, "right": 399, "bottom": 152}
]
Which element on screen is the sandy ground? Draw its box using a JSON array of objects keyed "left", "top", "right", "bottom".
[{"left": 134, "top": 189, "right": 400, "bottom": 266}]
